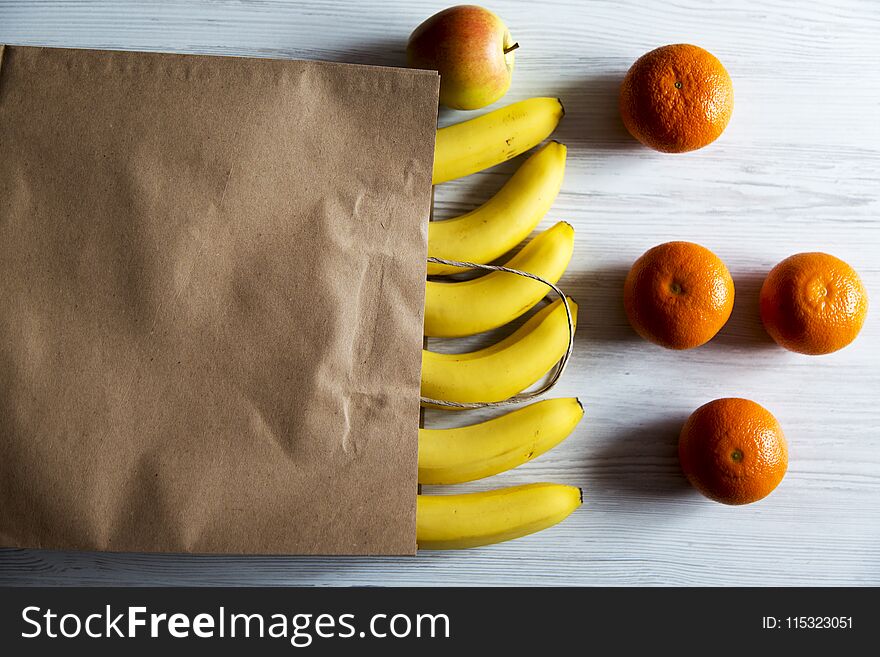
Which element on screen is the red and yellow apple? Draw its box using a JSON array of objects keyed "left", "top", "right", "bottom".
[{"left": 407, "top": 5, "right": 517, "bottom": 110}]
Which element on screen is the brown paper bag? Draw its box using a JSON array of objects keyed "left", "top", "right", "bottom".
[{"left": 0, "top": 45, "right": 439, "bottom": 555}]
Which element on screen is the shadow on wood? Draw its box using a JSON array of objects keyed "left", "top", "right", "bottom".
[
  {"left": 317, "top": 39, "right": 407, "bottom": 67},
  {"left": 588, "top": 415, "right": 695, "bottom": 504},
  {"left": 563, "top": 265, "right": 641, "bottom": 345},
  {"left": 550, "top": 72, "right": 643, "bottom": 152},
  {"left": 711, "top": 270, "right": 778, "bottom": 350},
  {"left": 0, "top": 547, "right": 427, "bottom": 586}
]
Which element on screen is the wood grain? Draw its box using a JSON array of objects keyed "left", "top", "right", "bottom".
[{"left": 1, "top": 0, "right": 878, "bottom": 586}]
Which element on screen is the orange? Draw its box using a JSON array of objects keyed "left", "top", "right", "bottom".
[
  {"left": 624, "top": 241, "right": 734, "bottom": 349},
  {"left": 679, "top": 398, "right": 788, "bottom": 505},
  {"left": 619, "top": 44, "right": 733, "bottom": 153},
  {"left": 760, "top": 253, "right": 868, "bottom": 355}
]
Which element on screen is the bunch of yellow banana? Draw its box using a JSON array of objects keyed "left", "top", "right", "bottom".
[{"left": 415, "top": 98, "right": 583, "bottom": 550}]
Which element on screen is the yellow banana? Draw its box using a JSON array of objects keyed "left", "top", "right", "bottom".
[
  {"left": 421, "top": 297, "right": 577, "bottom": 406},
  {"left": 418, "top": 398, "right": 584, "bottom": 484},
  {"left": 424, "top": 222, "right": 574, "bottom": 338},
  {"left": 433, "top": 97, "right": 564, "bottom": 184},
  {"left": 416, "top": 482, "right": 582, "bottom": 550},
  {"left": 427, "top": 141, "right": 567, "bottom": 276}
]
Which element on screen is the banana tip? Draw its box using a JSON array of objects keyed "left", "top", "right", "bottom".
[
  {"left": 577, "top": 487, "right": 584, "bottom": 505},
  {"left": 557, "top": 97, "right": 565, "bottom": 117},
  {"left": 575, "top": 397, "right": 584, "bottom": 413},
  {"left": 549, "top": 139, "right": 567, "bottom": 154}
]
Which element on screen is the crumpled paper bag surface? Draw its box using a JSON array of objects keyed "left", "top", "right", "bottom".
[{"left": 0, "top": 45, "right": 439, "bottom": 555}]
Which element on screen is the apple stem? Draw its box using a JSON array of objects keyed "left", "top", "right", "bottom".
[{"left": 504, "top": 43, "right": 520, "bottom": 55}]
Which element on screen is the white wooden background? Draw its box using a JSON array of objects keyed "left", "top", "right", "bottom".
[{"left": 1, "top": 0, "right": 878, "bottom": 586}]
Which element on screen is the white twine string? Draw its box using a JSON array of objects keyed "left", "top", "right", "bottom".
[{"left": 420, "top": 256, "right": 575, "bottom": 409}]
